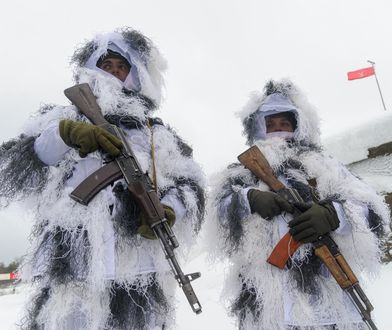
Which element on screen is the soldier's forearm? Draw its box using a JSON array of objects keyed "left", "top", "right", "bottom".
[{"left": 34, "top": 121, "right": 71, "bottom": 165}]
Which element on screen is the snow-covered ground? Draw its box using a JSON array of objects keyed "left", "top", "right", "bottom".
[
  {"left": 179, "top": 260, "right": 392, "bottom": 330},
  {"left": 1, "top": 258, "right": 391, "bottom": 330}
]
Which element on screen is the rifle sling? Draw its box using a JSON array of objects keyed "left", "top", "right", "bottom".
[{"left": 147, "top": 118, "right": 158, "bottom": 193}]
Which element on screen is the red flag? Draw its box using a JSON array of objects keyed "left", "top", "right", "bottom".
[
  {"left": 10, "top": 272, "right": 19, "bottom": 280},
  {"left": 347, "top": 67, "right": 375, "bottom": 80}
]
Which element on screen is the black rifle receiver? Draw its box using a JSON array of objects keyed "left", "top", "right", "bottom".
[{"left": 64, "top": 83, "right": 202, "bottom": 314}]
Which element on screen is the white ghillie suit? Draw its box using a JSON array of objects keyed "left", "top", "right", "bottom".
[
  {"left": 207, "top": 80, "right": 390, "bottom": 330},
  {"left": 0, "top": 28, "right": 205, "bottom": 330}
]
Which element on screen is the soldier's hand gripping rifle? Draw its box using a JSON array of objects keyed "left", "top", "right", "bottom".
[
  {"left": 238, "top": 145, "right": 378, "bottom": 330},
  {"left": 64, "top": 83, "right": 202, "bottom": 314}
]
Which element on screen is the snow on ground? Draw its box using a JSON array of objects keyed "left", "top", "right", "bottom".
[
  {"left": 366, "top": 263, "right": 392, "bottom": 330},
  {"left": 178, "top": 259, "right": 392, "bottom": 330},
  {"left": 0, "top": 284, "right": 29, "bottom": 329},
  {"left": 1, "top": 260, "right": 392, "bottom": 330},
  {"left": 175, "top": 253, "right": 236, "bottom": 330}
]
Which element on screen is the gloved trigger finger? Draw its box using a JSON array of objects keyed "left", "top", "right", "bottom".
[
  {"left": 290, "top": 228, "right": 316, "bottom": 242},
  {"left": 293, "top": 201, "right": 313, "bottom": 212},
  {"left": 294, "top": 233, "right": 317, "bottom": 244},
  {"left": 78, "top": 137, "right": 96, "bottom": 157},
  {"left": 276, "top": 197, "right": 294, "bottom": 213},
  {"left": 78, "top": 150, "right": 88, "bottom": 158},
  {"left": 162, "top": 204, "right": 176, "bottom": 227},
  {"left": 288, "top": 212, "right": 310, "bottom": 227},
  {"left": 104, "top": 132, "right": 123, "bottom": 148},
  {"left": 97, "top": 135, "right": 121, "bottom": 157},
  {"left": 288, "top": 220, "right": 312, "bottom": 234}
]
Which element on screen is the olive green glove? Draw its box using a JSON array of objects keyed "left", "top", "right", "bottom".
[
  {"left": 59, "top": 119, "right": 123, "bottom": 158},
  {"left": 288, "top": 202, "right": 340, "bottom": 243},
  {"left": 247, "top": 189, "right": 294, "bottom": 220},
  {"left": 137, "top": 204, "right": 176, "bottom": 240}
]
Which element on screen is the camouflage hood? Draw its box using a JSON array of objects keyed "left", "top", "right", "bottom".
[
  {"left": 238, "top": 79, "right": 321, "bottom": 146},
  {"left": 71, "top": 27, "right": 167, "bottom": 107}
]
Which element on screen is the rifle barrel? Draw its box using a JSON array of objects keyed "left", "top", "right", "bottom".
[{"left": 346, "top": 286, "right": 377, "bottom": 330}]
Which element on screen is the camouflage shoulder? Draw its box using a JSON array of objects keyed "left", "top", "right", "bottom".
[
  {"left": 0, "top": 134, "right": 49, "bottom": 205},
  {"left": 154, "top": 119, "right": 193, "bottom": 157}
]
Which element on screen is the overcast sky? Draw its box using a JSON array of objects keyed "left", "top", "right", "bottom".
[{"left": 1, "top": 0, "right": 391, "bottom": 263}]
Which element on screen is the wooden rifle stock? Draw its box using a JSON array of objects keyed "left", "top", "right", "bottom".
[{"left": 237, "top": 145, "right": 285, "bottom": 192}]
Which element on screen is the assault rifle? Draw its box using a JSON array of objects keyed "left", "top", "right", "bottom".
[
  {"left": 64, "top": 83, "right": 202, "bottom": 314},
  {"left": 238, "top": 145, "right": 377, "bottom": 330}
]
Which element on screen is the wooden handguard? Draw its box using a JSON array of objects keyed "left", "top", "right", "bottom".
[
  {"left": 314, "top": 245, "right": 352, "bottom": 289},
  {"left": 64, "top": 83, "right": 108, "bottom": 126},
  {"left": 335, "top": 254, "right": 359, "bottom": 285}
]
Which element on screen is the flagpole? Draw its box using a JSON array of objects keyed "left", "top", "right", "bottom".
[{"left": 367, "top": 60, "right": 387, "bottom": 111}]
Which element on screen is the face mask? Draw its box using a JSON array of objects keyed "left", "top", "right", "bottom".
[{"left": 265, "top": 131, "right": 294, "bottom": 140}]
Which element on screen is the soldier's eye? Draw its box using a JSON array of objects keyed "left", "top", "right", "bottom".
[{"left": 101, "top": 64, "right": 111, "bottom": 70}]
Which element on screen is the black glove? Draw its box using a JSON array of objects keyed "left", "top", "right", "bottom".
[
  {"left": 59, "top": 119, "right": 123, "bottom": 158},
  {"left": 247, "top": 189, "right": 294, "bottom": 220},
  {"left": 288, "top": 202, "right": 340, "bottom": 243},
  {"left": 137, "top": 204, "right": 176, "bottom": 240}
]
